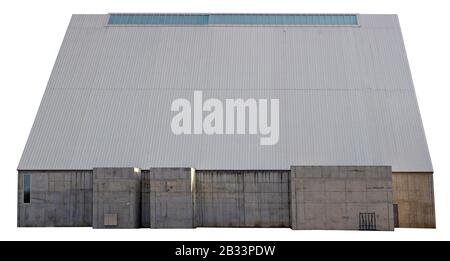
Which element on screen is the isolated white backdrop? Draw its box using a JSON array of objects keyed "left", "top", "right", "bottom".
[{"left": 0, "top": 0, "right": 448, "bottom": 241}]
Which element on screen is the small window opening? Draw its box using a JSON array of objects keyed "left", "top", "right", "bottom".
[{"left": 23, "top": 174, "right": 31, "bottom": 204}]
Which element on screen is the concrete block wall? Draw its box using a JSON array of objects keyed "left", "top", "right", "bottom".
[
  {"left": 18, "top": 166, "right": 410, "bottom": 230},
  {"left": 17, "top": 171, "right": 92, "bottom": 227},
  {"left": 290, "top": 166, "right": 394, "bottom": 230},
  {"left": 195, "top": 171, "right": 244, "bottom": 226},
  {"left": 92, "top": 168, "right": 141, "bottom": 228},
  {"left": 195, "top": 170, "right": 289, "bottom": 227},
  {"left": 148, "top": 168, "right": 194, "bottom": 228},
  {"left": 392, "top": 172, "right": 436, "bottom": 228},
  {"left": 243, "top": 171, "right": 290, "bottom": 227}
]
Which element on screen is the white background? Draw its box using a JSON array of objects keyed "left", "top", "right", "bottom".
[{"left": 0, "top": 0, "right": 449, "bottom": 241}]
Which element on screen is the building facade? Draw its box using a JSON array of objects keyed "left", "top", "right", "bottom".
[{"left": 18, "top": 14, "right": 435, "bottom": 230}]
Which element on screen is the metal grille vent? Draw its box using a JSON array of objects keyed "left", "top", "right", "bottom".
[{"left": 359, "top": 212, "right": 377, "bottom": 231}]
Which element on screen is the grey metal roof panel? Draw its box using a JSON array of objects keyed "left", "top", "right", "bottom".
[{"left": 18, "top": 14, "right": 432, "bottom": 172}]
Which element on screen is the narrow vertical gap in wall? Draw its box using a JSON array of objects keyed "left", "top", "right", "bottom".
[
  {"left": 23, "top": 174, "right": 31, "bottom": 204},
  {"left": 242, "top": 171, "right": 246, "bottom": 227},
  {"left": 139, "top": 173, "right": 143, "bottom": 228},
  {"left": 191, "top": 168, "right": 196, "bottom": 228},
  {"left": 393, "top": 204, "right": 399, "bottom": 228}
]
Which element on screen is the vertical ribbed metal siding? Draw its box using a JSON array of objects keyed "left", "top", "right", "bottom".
[{"left": 18, "top": 14, "right": 432, "bottom": 172}]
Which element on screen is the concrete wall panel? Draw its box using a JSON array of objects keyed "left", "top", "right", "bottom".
[
  {"left": 18, "top": 171, "right": 92, "bottom": 227},
  {"left": 290, "top": 166, "right": 394, "bottom": 231},
  {"left": 195, "top": 170, "right": 290, "bottom": 227},
  {"left": 92, "top": 168, "right": 141, "bottom": 228},
  {"left": 392, "top": 172, "right": 435, "bottom": 228},
  {"left": 148, "top": 168, "right": 194, "bottom": 228}
]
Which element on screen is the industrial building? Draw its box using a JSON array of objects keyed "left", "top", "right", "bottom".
[{"left": 18, "top": 13, "right": 435, "bottom": 230}]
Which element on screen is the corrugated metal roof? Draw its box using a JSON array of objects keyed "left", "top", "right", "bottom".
[{"left": 18, "top": 14, "right": 432, "bottom": 172}]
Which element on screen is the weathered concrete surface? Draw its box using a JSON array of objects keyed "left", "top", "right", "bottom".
[
  {"left": 22, "top": 166, "right": 434, "bottom": 231},
  {"left": 92, "top": 168, "right": 141, "bottom": 228},
  {"left": 195, "top": 170, "right": 289, "bottom": 227},
  {"left": 290, "top": 166, "right": 394, "bottom": 230},
  {"left": 392, "top": 172, "right": 435, "bottom": 228},
  {"left": 17, "top": 171, "right": 92, "bottom": 227},
  {"left": 148, "top": 168, "right": 194, "bottom": 228}
]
